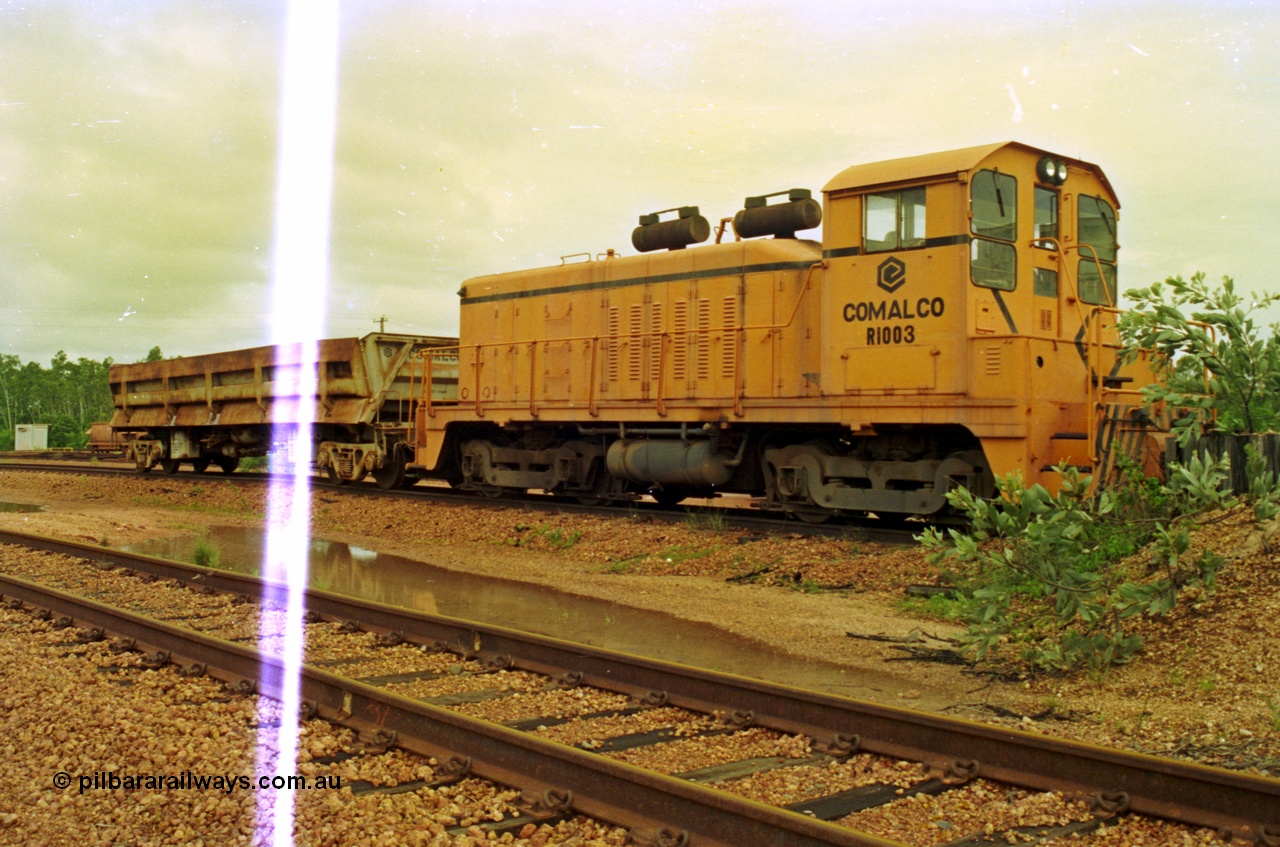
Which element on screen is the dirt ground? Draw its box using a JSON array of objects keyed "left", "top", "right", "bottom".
[{"left": 1, "top": 466, "right": 1277, "bottom": 777}]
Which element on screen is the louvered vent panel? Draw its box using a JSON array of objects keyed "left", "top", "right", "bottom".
[
  {"left": 1039, "top": 309, "right": 1054, "bottom": 333},
  {"left": 649, "top": 303, "right": 663, "bottom": 382},
  {"left": 606, "top": 307, "right": 620, "bottom": 382},
  {"left": 628, "top": 304, "right": 643, "bottom": 381},
  {"left": 672, "top": 300, "right": 688, "bottom": 380},
  {"left": 984, "top": 346, "right": 1002, "bottom": 376},
  {"left": 696, "top": 298, "right": 711, "bottom": 381},
  {"left": 721, "top": 296, "right": 738, "bottom": 379}
]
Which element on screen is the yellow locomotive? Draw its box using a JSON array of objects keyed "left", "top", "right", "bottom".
[{"left": 407, "top": 141, "right": 1160, "bottom": 519}]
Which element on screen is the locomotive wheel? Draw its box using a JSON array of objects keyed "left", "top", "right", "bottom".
[
  {"left": 160, "top": 459, "right": 181, "bottom": 475},
  {"left": 373, "top": 455, "right": 407, "bottom": 491},
  {"left": 325, "top": 464, "right": 350, "bottom": 486},
  {"left": 791, "top": 507, "right": 832, "bottom": 525},
  {"left": 215, "top": 456, "right": 240, "bottom": 474},
  {"left": 191, "top": 458, "right": 211, "bottom": 473}
]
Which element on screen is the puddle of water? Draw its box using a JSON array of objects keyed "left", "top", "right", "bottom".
[
  {"left": 122, "top": 525, "right": 913, "bottom": 699},
  {"left": 0, "top": 501, "right": 44, "bottom": 513}
]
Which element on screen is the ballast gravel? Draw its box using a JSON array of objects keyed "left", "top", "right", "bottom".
[{"left": 0, "top": 603, "right": 631, "bottom": 846}]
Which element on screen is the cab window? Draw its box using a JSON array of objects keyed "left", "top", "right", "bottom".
[
  {"left": 1034, "top": 187, "right": 1058, "bottom": 246},
  {"left": 970, "top": 169, "right": 1017, "bottom": 289},
  {"left": 1034, "top": 268, "right": 1058, "bottom": 297},
  {"left": 1078, "top": 195, "right": 1117, "bottom": 262},
  {"left": 972, "top": 240, "right": 1016, "bottom": 290},
  {"left": 1079, "top": 261, "right": 1117, "bottom": 306},
  {"left": 864, "top": 187, "right": 925, "bottom": 252},
  {"left": 1078, "top": 195, "right": 1118, "bottom": 305},
  {"left": 971, "top": 170, "right": 1016, "bottom": 241}
]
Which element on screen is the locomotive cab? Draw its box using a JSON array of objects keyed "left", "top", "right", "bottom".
[{"left": 819, "top": 141, "right": 1158, "bottom": 495}]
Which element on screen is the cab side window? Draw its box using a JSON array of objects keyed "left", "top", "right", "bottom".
[{"left": 864, "top": 187, "right": 926, "bottom": 252}]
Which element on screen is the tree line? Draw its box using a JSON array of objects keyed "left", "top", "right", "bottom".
[{"left": 0, "top": 347, "right": 162, "bottom": 450}]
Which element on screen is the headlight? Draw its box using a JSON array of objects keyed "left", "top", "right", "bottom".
[{"left": 1036, "top": 156, "right": 1068, "bottom": 185}]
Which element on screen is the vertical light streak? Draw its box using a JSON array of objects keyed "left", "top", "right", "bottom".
[{"left": 257, "top": 2, "right": 339, "bottom": 845}]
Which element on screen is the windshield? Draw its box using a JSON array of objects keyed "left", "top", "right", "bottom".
[{"left": 1078, "top": 195, "right": 1117, "bottom": 263}]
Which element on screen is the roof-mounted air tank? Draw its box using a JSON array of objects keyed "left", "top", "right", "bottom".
[
  {"left": 631, "top": 206, "right": 711, "bottom": 253},
  {"left": 733, "top": 189, "right": 822, "bottom": 239}
]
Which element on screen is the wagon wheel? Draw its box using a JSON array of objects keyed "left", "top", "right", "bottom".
[
  {"left": 325, "top": 464, "right": 350, "bottom": 486},
  {"left": 478, "top": 485, "right": 521, "bottom": 499},
  {"left": 191, "top": 458, "right": 211, "bottom": 473},
  {"left": 791, "top": 506, "right": 832, "bottom": 524},
  {"left": 215, "top": 456, "right": 240, "bottom": 474},
  {"left": 160, "top": 459, "right": 181, "bottom": 475}
]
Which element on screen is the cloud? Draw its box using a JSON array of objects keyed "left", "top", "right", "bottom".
[{"left": 3, "top": 1, "right": 1280, "bottom": 362}]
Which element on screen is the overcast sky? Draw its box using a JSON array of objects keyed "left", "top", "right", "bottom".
[{"left": 2, "top": 1, "right": 1276, "bottom": 364}]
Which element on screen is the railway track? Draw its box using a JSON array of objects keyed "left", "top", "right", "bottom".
[
  {"left": 1, "top": 529, "right": 1276, "bottom": 846},
  {"left": 0, "top": 459, "right": 924, "bottom": 543}
]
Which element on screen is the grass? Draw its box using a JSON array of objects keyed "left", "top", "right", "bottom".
[
  {"left": 682, "top": 508, "right": 725, "bottom": 532},
  {"left": 129, "top": 492, "right": 262, "bottom": 520},
  {"left": 192, "top": 537, "right": 220, "bottom": 569},
  {"left": 602, "top": 556, "right": 642, "bottom": 574},
  {"left": 1266, "top": 695, "right": 1280, "bottom": 732},
  {"left": 509, "top": 523, "right": 583, "bottom": 550},
  {"left": 899, "top": 592, "right": 964, "bottom": 622},
  {"left": 656, "top": 544, "right": 718, "bottom": 565}
]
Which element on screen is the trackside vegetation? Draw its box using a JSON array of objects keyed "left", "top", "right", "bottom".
[
  {"left": 921, "top": 274, "right": 1280, "bottom": 674},
  {"left": 0, "top": 347, "right": 163, "bottom": 451}
]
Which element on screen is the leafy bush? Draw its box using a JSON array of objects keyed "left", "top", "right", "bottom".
[
  {"left": 1120, "top": 273, "right": 1280, "bottom": 443},
  {"left": 919, "top": 458, "right": 1231, "bottom": 673}
]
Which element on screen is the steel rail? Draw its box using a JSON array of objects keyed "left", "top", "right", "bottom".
[
  {"left": 3, "top": 529, "right": 1277, "bottom": 843},
  {"left": 0, "top": 568, "right": 902, "bottom": 847}
]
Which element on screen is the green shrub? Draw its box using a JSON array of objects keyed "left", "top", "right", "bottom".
[
  {"left": 919, "top": 458, "right": 1231, "bottom": 673},
  {"left": 192, "top": 537, "right": 220, "bottom": 569}
]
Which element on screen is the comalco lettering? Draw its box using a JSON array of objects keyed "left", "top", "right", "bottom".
[{"left": 842, "top": 297, "right": 946, "bottom": 323}]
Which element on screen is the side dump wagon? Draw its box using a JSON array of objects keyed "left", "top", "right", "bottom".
[{"left": 109, "top": 333, "right": 458, "bottom": 488}]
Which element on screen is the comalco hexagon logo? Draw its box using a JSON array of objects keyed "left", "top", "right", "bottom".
[{"left": 876, "top": 257, "right": 907, "bottom": 293}]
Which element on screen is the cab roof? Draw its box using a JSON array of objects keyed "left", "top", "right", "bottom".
[{"left": 822, "top": 141, "right": 1117, "bottom": 204}]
